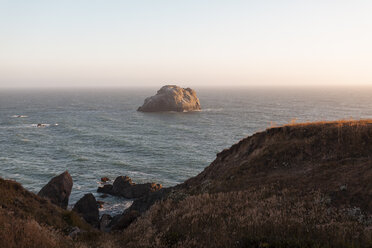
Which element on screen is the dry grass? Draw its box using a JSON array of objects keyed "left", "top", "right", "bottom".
[
  {"left": 0, "top": 177, "right": 93, "bottom": 232},
  {"left": 183, "top": 119, "right": 372, "bottom": 214},
  {"left": 0, "top": 207, "right": 120, "bottom": 248},
  {"left": 0, "top": 208, "right": 73, "bottom": 248},
  {"left": 282, "top": 118, "right": 372, "bottom": 128},
  {"left": 119, "top": 188, "right": 372, "bottom": 248}
]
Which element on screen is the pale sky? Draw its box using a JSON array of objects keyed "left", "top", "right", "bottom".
[{"left": 1, "top": 0, "right": 372, "bottom": 88}]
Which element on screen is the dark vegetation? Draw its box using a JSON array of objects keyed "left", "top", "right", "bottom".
[
  {"left": 0, "top": 178, "right": 94, "bottom": 248},
  {"left": 1, "top": 120, "right": 371, "bottom": 247}
]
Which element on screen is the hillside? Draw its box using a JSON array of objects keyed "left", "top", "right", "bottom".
[
  {"left": 120, "top": 120, "right": 372, "bottom": 247},
  {"left": 0, "top": 178, "right": 94, "bottom": 248},
  {"left": 182, "top": 120, "right": 372, "bottom": 213},
  {"left": 1, "top": 120, "right": 371, "bottom": 248}
]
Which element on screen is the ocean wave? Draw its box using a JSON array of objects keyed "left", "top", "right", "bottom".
[
  {"left": 75, "top": 156, "right": 89, "bottom": 162},
  {"left": 99, "top": 200, "right": 133, "bottom": 216},
  {"left": 111, "top": 160, "right": 129, "bottom": 167},
  {"left": 30, "top": 123, "right": 59, "bottom": 128},
  {"left": 11, "top": 115, "right": 28, "bottom": 118},
  {"left": 202, "top": 108, "right": 223, "bottom": 112}
]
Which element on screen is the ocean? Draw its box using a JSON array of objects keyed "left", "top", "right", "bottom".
[{"left": 1, "top": 87, "right": 372, "bottom": 215}]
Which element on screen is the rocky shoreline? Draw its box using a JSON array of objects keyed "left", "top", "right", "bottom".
[{"left": 36, "top": 171, "right": 168, "bottom": 235}]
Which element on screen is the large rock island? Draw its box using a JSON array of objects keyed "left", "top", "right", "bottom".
[{"left": 137, "top": 85, "right": 201, "bottom": 112}]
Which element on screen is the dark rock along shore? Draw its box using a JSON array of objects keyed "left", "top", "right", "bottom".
[
  {"left": 97, "top": 175, "right": 162, "bottom": 199},
  {"left": 38, "top": 171, "right": 73, "bottom": 209}
]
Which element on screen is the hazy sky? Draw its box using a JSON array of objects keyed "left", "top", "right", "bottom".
[{"left": 1, "top": 1, "right": 372, "bottom": 88}]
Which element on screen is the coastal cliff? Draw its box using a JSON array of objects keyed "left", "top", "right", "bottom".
[
  {"left": 1, "top": 120, "right": 371, "bottom": 247},
  {"left": 121, "top": 120, "right": 372, "bottom": 247}
]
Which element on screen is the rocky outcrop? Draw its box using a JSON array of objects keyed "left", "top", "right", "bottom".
[
  {"left": 72, "top": 193, "right": 99, "bottom": 228},
  {"left": 137, "top": 85, "right": 201, "bottom": 112},
  {"left": 38, "top": 171, "right": 73, "bottom": 209},
  {"left": 99, "top": 214, "right": 112, "bottom": 232},
  {"left": 97, "top": 176, "right": 162, "bottom": 199}
]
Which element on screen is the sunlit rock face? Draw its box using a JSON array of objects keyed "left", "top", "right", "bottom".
[{"left": 137, "top": 85, "right": 201, "bottom": 112}]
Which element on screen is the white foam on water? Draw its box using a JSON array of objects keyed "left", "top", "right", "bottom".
[
  {"left": 99, "top": 200, "right": 133, "bottom": 216},
  {"left": 202, "top": 108, "right": 223, "bottom": 112},
  {"left": 30, "top": 123, "right": 58, "bottom": 127}
]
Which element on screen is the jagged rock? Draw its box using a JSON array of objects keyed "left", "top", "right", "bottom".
[
  {"left": 112, "top": 176, "right": 134, "bottom": 194},
  {"left": 38, "top": 171, "right": 73, "bottom": 209},
  {"left": 99, "top": 214, "right": 112, "bottom": 232},
  {"left": 72, "top": 193, "right": 99, "bottom": 227},
  {"left": 97, "top": 176, "right": 162, "bottom": 199},
  {"left": 137, "top": 85, "right": 201, "bottom": 112}
]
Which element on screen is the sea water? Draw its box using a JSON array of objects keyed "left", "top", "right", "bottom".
[{"left": 1, "top": 87, "right": 372, "bottom": 215}]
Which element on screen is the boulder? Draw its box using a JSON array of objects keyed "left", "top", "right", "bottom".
[
  {"left": 97, "top": 176, "right": 162, "bottom": 199},
  {"left": 38, "top": 171, "right": 73, "bottom": 209},
  {"left": 72, "top": 193, "right": 99, "bottom": 227},
  {"left": 99, "top": 214, "right": 113, "bottom": 232},
  {"left": 126, "top": 183, "right": 162, "bottom": 198},
  {"left": 112, "top": 176, "right": 134, "bottom": 194},
  {"left": 137, "top": 85, "right": 201, "bottom": 112}
]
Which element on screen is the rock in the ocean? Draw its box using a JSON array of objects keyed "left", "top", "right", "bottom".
[
  {"left": 137, "top": 85, "right": 201, "bottom": 112},
  {"left": 72, "top": 193, "right": 99, "bottom": 227},
  {"left": 38, "top": 171, "right": 73, "bottom": 209},
  {"left": 97, "top": 176, "right": 162, "bottom": 199},
  {"left": 101, "top": 177, "right": 110, "bottom": 183},
  {"left": 112, "top": 176, "right": 133, "bottom": 194}
]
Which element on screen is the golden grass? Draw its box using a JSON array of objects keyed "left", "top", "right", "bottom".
[
  {"left": 0, "top": 208, "right": 73, "bottom": 248},
  {"left": 282, "top": 118, "right": 372, "bottom": 128},
  {"left": 119, "top": 188, "right": 372, "bottom": 248},
  {"left": 0, "top": 177, "right": 93, "bottom": 232}
]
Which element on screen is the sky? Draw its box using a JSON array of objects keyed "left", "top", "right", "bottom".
[{"left": 1, "top": 0, "right": 372, "bottom": 88}]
